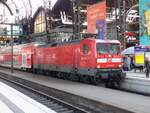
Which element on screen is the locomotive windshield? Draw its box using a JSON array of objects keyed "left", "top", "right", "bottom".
[{"left": 96, "top": 43, "right": 120, "bottom": 54}]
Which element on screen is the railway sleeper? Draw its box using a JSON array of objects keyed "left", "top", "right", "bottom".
[
  {"left": 60, "top": 110, "right": 74, "bottom": 113},
  {"left": 47, "top": 103, "right": 60, "bottom": 107},
  {"left": 54, "top": 108, "right": 70, "bottom": 112},
  {"left": 50, "top": 105, "right": 64, "bottom": 110}
]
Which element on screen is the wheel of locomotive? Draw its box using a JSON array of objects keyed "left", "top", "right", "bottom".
[
  {"left": 39, "top": 69, "right": 43, "bottom": 74},
  {"left": 105, "top": 80, "right": 114, "bottom": 88},
  {"left": 44, "top": 70, "right": 50, "bottom": 76},
  {"left": 33, "top": 68, "right": 37, "bottom": 74},
  {"left": 105, "top": 78, "right": 116, "bottom": 88},
  {"left": 90, "top": 76, "right": 100, "bottom": 85},
  {"left": 62, "top": 73, "right": 69, "bottom": 80},
  {"left": 36, "top": 69, "right": 41, "bottom": 74},
  {"left": 43, "top": 70, "right": 49, "bottom": 76},
  {"left": 26, "top": 68, "right": 29, "bottom": 72},
  {"left": 80, "top": 75, "right": 90, "bottom": 84},
  {"left": 69, "top": 74, "right": 80, "bottom": 82},
  {"left": 29, "top": 68, "right": 33, "bottom": 73},
  {"left": 52, "top": 71, "right": 58, "bottom": 77},
  {"left": 56, "top": 72, "right": 62, "bottom": 78},
  {"left": 27, "top": 68, "right": 32, "bottom": 72},
  {"left": 105, "top": 81, "right": 111, "bottom": 88},
  {"left": 110, "top": 81, "right": 116, "bottom": 88},
  {"left": 115, "top": 80, "right": 121, "bottom": 88},
  {"left": 114, "top": 74, "right": 121, "bottom": 88},
  {"left": 67, "top": 74, "right": 73, "bottom": 81}
]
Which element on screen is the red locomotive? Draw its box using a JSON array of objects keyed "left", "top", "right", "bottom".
[{"left": 0, "top": 38, "right": 125, "bottom": 87}]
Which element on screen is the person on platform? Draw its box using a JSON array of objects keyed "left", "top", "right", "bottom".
[
  {"left": 130, "top": 56, "right": 135, "bottom": 70},
  {"left": 145, "top": 57, "right": 150, "bottom": 78},
  {"left": 127, "top": 56, "right": 131, "bottom": 71},
  {"left": 123, "top": 57, "right": 128, "bottom": 71}
]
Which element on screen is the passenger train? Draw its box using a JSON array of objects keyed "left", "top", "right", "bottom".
[{"left": 0, "top": 38, "right": 125, "bottom": 87}]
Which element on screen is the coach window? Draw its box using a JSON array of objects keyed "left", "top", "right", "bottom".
[{"left": 83, "top": 44, "right": 89, "bottom": 54}]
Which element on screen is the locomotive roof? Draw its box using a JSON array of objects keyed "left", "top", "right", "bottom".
[
  {"left": 39, "top": 39, "right": 81, "bottom": 47},
  {"left": 39, "top": 38, "right": 120, "bottom": 48}
]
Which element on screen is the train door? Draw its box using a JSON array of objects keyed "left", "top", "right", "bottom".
[
  {"left": 22, "top": 53, "right": 27, "bottom": 67},
  {"left": 80, "top": 41, "right": 95, "bottom": 67},
  {"left": 80, "top": 43, "right": 91, "bottom": 66},
  {"left": 74, "top": 47, "right": 80, "bottom": 68}
]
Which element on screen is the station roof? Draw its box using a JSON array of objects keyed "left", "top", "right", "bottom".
[
  {"left": 0, "top": 0, "right": 102, "bottom": 23},
  {"left": 0, "top": 0, "right": 58, "bottom": 23},
  {"left": 0, "top": 0, "right": 138, "bottom": 24}
]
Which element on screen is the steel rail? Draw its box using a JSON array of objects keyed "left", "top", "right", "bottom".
[{"left": 0, "top": 74, "right": 89, "bottom": 113}]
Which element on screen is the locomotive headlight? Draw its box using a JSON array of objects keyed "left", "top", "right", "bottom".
[
  {"left": 97, "top": 65, "right": 101, "bottom": 68},
  {"left": 118, "top": 64, "right": 122, "bottom": 68}
]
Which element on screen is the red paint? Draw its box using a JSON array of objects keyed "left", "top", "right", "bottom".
[{"left": 0, "top": 38, "right": 122, "bottom": 71}]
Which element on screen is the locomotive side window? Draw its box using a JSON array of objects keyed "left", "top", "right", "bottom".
[{"left": 83, "top": 44, "right": 89, "bottom": 54}]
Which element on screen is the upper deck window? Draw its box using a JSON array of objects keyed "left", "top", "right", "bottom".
[{"left": 96, "top": 43, "right": 120, "bottom": 54}]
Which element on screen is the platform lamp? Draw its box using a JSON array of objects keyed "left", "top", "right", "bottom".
[
  {"left": 123, "top": 0, "right": 126, "bottom": 49},
  {"left": 0, "top": 0, "right": 14, "bottom": 73},
  {"left": 9, "top": 16, "right": 15, "bottom": 73}
]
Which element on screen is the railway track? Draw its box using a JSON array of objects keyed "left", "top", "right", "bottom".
[
  {"left": 0, "top": 68, "right": 136, "bottom": 113},
  {"left": 0, "top": 75, "right": 89, "bottom": 113}
]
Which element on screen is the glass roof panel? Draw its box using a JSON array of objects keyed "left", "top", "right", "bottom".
[{"left": 0, "top": 0, "right": 58, "bottom": 23}]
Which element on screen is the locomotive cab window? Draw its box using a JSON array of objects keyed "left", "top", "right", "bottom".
[
  {"left": 82, "top": 44, "right": 89, "bottom": 54},
  {"left": 109, "top": 44, "right": 120, "bottom": 54},
  {"left": 96, "top": 43, "right": 120, "bottom": 54}
]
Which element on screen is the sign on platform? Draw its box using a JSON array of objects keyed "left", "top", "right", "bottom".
[{"left": 135, "top": 52, "right": 145, "bottom": 64}]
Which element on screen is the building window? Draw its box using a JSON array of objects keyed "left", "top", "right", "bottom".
[{"left": 34, "top": 11, "right": 46, "bottom": 33}]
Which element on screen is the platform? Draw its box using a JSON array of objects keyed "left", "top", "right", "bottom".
[
  {"left": 0, "top": 81, "right": 56, "bottom": 113},
  {"left": 122, "top": 70, "right": 150, "bottom": 95},
  {"left": 0, "top": 69, "right": 150, "bottom": 113}
]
